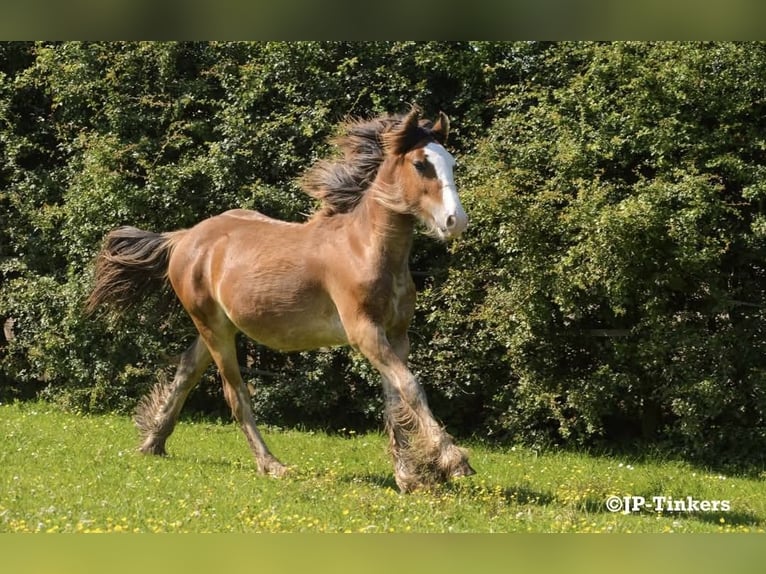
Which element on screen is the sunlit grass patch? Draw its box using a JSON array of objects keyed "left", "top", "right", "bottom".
[{"left": 1, "top": 401, "right": 764, "bottom": 533}]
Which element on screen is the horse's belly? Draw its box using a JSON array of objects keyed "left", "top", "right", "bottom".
[
  {"left": 229, "top": 290, "right": 349, "bottom": 352},
  {"left": 243, "top": 313, "right": 349, "bottom": 352}
]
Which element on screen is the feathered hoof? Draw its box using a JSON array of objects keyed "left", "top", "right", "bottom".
[
  {"left": 451, "top": 459, "right": 476, "bottom": 478},
  {"left": 259, "top": 457, "right": 289, "bottom": 478},
  {"left": 441, "top": 445, "right": 475, "bottom": 478},
  {"left": 138, "top": 441, "right": 167, "bottom": 456},
  {"left": 394, "top": 472, "right": 422, "bottom": 494},
  {"left": 393, "top": 445, "right": 476, "bottom": 493}
]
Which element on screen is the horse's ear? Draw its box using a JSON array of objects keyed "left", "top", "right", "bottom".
[
  {"left": 383, "top": 106, "right": 422, "bottom": 155},
  {"left": 432, "top": 111, "right": 450, "bottom": 145}
]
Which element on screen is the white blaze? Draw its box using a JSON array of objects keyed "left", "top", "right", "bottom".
[{"left": 423, "top": 142, "right": 468, "bottom": 239}]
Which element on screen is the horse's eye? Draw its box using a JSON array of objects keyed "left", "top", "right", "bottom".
[{"left": 413, "top": 160, "right": 427, "bottom": 173}]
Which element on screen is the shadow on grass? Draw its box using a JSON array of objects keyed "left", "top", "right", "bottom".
[
  {"left": 340, "top": 473, "right": 398, "bottom": 491},
  {"left": 442, "top": 479, "right": 556, "bottom": 507},
  {"left": 340, "top": 472, "right": 556, "bottom": 507},
  {"left": 162, "top": 452, "right": 256, "bottom": 471}
]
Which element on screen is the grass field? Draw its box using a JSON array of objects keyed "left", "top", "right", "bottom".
[{"left": 1, "top": 401, "right": 764, "bottom": 533}]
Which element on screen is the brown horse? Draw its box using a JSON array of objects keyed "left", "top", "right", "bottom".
[{"left": 86, "top": 107, "right": 474, "bottom": 492}]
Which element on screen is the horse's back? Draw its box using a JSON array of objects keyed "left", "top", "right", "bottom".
[
  {"left": 218, "top": 209, "right": 298, "bottom": 225},
  {"left": 175, "top": 209, "right": 303, "bottom": 250}
]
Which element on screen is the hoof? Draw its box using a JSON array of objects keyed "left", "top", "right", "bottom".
[
  {"left": 395, "top": 474, "right": 422, "bottom": 494},
  {"left": 138, "top": 441, "right": 167, "bottom": 456},
  {"left": 452, "top": 460, "right": 476, "bottom": 478},
  {"left": 259, "top": 457, "right": 289, "bottom": 478},
  {"left": 268, "top": 464, "right": 289, "bottom": 478},
  {"left": 395, "top": 453, "right": 475, "bottom": 493}
]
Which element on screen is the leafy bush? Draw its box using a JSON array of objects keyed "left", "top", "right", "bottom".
[
  {"left": 2, "top": 41, "right": 766, "bottom": 466},
  {"left": 447, "top": 42, "right": 766, "bottom": 464}
]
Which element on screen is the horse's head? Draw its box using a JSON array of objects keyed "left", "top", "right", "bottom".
[{"left": 382, "top": 107, "right": 468, "bottom": 241}]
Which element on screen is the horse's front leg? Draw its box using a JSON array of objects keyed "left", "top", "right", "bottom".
[
  {"left": 352, "top": 322, "right": 474, "bottom": 492},
  {"left": 383, "top": 331, "right": 423, "bottom": 490}
]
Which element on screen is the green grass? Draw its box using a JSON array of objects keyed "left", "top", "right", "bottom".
[{"left": 1, "top": 401, "right": 764, "bottom": 533}]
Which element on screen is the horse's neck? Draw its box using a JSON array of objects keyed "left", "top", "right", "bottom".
[{"left": 356, "top": 185, "right": 414, "bottom": 271}]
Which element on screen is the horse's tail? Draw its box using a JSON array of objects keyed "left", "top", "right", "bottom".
[{"left": 85, "top": 226, "right": 183, "bottom": 316}]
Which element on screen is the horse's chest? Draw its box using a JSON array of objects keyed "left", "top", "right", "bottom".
[
  {"left": 365, "top": 272, "right": 415, "bottom": 328},
  {"left": 391, "top": 274, "right": 415, "bottom": 316}
]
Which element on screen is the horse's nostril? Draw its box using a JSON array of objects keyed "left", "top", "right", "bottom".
[{"left": 446, "top": 215, "right": 456, "bottom": 229}]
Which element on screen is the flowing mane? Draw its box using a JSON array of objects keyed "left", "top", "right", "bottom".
[{"left": 301, "top": 110, "right": 440, "bottom": 216}]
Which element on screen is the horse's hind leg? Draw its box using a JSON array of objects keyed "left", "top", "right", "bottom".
[
  {"left": 136, "top": 336, "right": 211, "bottom": 455},
  {"left": 201, "top": 332, "right": 288, "bottom": 477}
]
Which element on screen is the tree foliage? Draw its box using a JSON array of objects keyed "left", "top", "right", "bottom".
[
  {"left": 450, "top": 42, "right": 766, "bottom": 464},
  {"left": 2, "top": 41, "right": 766, "bottom": 466}
]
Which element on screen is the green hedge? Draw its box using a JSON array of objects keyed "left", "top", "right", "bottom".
[{"left": 2, "top": 41, "right": 766, "bottom": 466}]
